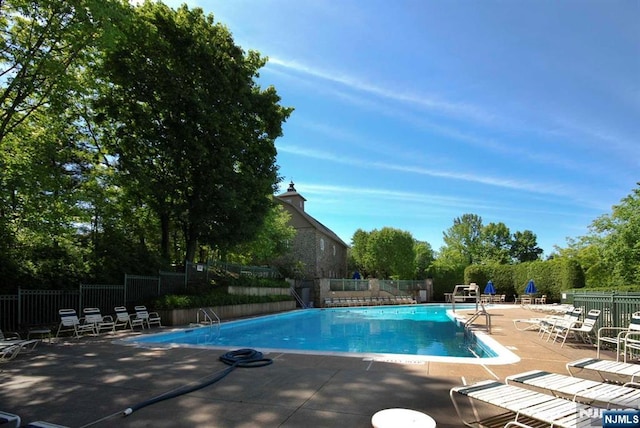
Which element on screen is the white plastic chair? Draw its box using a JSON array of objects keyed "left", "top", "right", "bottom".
[
  {"left": 597, "top": 311, "right": 640, "bottom": 361},
  {"left": 134, "top": 306, "right": 162, "bottom": 328},
  {"left": 83, "top": 308, "right": 115, "bottom": 334},
  {"left": 56, "top": 309, "right": 96, "bottom": 338},
  {"left": 114, "top": 306, "right": 145, "bottom": 331}
]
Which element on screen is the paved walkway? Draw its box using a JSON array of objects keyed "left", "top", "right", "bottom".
[{"left": 0, "top": 305, "right": 625, "bottom": 427}]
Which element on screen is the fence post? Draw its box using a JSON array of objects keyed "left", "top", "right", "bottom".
[
  {"left": 17, "top": 288, "right": 22, "bottom": 327},
  {"left": 610, "top": 291, "right": 617, "bottom": 328},
  {"left": 124, "top": 273, "right": 128, "bottom": 305}
]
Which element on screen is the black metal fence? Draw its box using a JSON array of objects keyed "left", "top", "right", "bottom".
[
  {"left": 0, "top": 261, "right": 280, "bottom": 332},
  {"left": 0, "top": 271, "right": 187, "bottom": 332}
]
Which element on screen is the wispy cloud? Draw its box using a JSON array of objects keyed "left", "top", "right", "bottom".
[
  {"left": 267, "top": 57, "right": 497, "bottom": 125},
  {"left": 277, "top": 143, "right": 573, "bottom": 197}
]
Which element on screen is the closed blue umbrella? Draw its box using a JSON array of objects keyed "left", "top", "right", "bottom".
[
  {"left": 484, "top": 280, "right": 496, "bottom": 295},
  {"left": 525, "top": 279, "right": 537, "bottom": 295}
]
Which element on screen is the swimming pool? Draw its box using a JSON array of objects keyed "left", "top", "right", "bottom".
[{"left": 124, "top": 305, "right": 519, "bottom": 365}]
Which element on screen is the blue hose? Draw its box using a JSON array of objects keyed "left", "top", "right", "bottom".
[{"left": 123, "top": 349, "right": 273, "bottom": 417}]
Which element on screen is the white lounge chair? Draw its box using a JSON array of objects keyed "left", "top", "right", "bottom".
[
  {"left": 134, "top": 306, "right": 162, "bottom": 328},
  {"left": 567, "top": 357, "right": 640, "bottom": 384},
  {"left": 114, "top": 306, "right": 145, "bottom": 331},
  {"left": 0, "top": 344, "right": 22, "bottom": 363},
  {"left": 83, "top": 308, "right": 116, "bottom": 334},
  {"left": 450, "top": 379, "right": 602, "bottom": 428},
  {"left": 513, "top": 306, "right": 575, "bottom": 332},
  {"left": 0, "top": 329, "right": 38, "bottom": 352},
  {"left": 0, "top": 411, "right": 20, "bottom": 427},
  {"left": 538, "top": 307, "right": 583, "bottom": 341},
  {"left": 506, "top": 369, "right": 640, "bottom": 409},
  {"left": 553, "top": 309, "right": 601, "bottom": 347},
  {"left": 56, "top": 309, "right": 96, "bottom": 338},
  {"left": 597, "top": 311, "right": 640, "bottom": 361}
]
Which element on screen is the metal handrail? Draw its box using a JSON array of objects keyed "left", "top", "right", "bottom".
[
  {"left": 464, "top": 301, "right": 491, "bottom": 334},
  {"left": 290, "top": 288, "right": 308, "bottom": 309},
  {"left": 197, "top": 307, "right": 220, "bottom": 326}
]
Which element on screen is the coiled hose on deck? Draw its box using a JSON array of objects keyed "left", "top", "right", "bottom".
[{"left": 123, "top": 349, "right": 273, "bottom": 417}]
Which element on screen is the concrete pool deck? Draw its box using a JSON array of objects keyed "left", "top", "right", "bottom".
[{"left": 0, "top": 305, "right": 629, "bottom": 427}]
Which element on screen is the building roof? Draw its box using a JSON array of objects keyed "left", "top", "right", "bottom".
[{"left": 276, "top": 182, "right": 348, "bottom": 248}]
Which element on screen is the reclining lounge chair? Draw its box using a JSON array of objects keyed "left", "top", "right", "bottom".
[
  {"left": 506, "top": 369, "right": 640, "bottom": 409},
  {"left": 0, "top": 329, "right": 38, "bottom": 353},
  {"left": 567, "top": 357, "right": 640, "bottom": 384},
  {"left": 450, "top": 379, "right": 603, "bottom": 427}
]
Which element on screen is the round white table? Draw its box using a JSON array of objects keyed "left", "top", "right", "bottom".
[{"left": 371, "top": 408, "right": 436, "bottom": 428}]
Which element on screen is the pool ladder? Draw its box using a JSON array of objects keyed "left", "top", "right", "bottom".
[
  {"left": 464, "top": 301, "right": 491, "bottom": 334},
  {"left": 290, "top": 287, "right": 309, "bottom": 308},
  {"left": 192, "top": 308, "right": 220, "bottom": 329}
]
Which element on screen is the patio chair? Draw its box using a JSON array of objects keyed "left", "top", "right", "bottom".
[
  {"left": 450, "top": 379, "right": 601, "bottom": 428},
  {"left": 538, "top": 307, "right": 583, "bottom": 341},
  {"left": 0, "top": 344, "right": 22, "bottom": 363},
  {"left": 0, "top": 411, "right": 20, "bottom": 427},
  {"left": 56, "top": 309, "right": 96, "bottom": 338},
  {"left": 83, "top": 308, "right": 116, "bottom": 334},
  {"left": 597, "top": 311, "right": 640, "bottom": 361},
  {"left": 619, "top": 312, "right": 640, "bottom": 363},
  {"left": 134, "top": 306, "right": 162, "bottom": 328},
  {"left": 506, "top": 369, "right": 640, "bottom": 409},
  {"left": 552, "top": 309, "right": 601, "bottom": 347},
  {"left": 114, "top": 306, "right": 145, "bottom": 331},
  {"left": 566, "top": 357, "right": 640, "bottom": 384},
  {"left": 0, "top": 328, "right": 39, "bottom": 353},
  {"left": 512, "top": 306, "right": 575, "bottom": 332}
]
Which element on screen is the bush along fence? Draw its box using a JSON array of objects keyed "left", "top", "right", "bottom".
[{"left": 0, "top": 272, "right": 187, "bottom": 332}]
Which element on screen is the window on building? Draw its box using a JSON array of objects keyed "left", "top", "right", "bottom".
[
  {"left": 320, "top": 238, "right": 325, "bottom": 251},
  {"left": 333, "top": 245, "right": 336, "bottom": 256}
]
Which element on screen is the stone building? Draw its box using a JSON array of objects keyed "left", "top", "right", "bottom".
[{"left": 275, "top": 182, "right": 348, "bottom": 279}]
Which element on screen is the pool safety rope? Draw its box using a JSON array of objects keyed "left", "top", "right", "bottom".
[{"left": 123, "top": 349, "right": 273, "bottom": 417}]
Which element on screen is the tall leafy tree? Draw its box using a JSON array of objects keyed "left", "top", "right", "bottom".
[
  {"left": 351, "top": 227, "right": 415, "bottom": 279},
  {"left": 0, "top": 0, "right": 126, "bottom": 144},
  {"left": 0, "top": 0, "right": 131, "bottom": 290},
  {"left": 441, "top": 213, "right": 484, "bottom": 266},
  {"left": 479, "top": 222, "right": 512, "bottom": 264},
  {"left": 590, "top": 184, "right": 640, "bottom": 286},
  {"left": 414, "top": 240, "right": 435, "bottom": 279},
  {"left": 226, "top": 202, "right": 296, "bottom": 266},
  {"left": 350, "top": 228, "right": 371, "bottom": 275},
  {"left": 96, "top": 2, "right": 292, "bottom": 263},
  {"left": 510, "top": 230, "right": 543, "bottom": 262}
]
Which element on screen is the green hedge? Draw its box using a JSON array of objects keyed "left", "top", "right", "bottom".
[
  {"left": 428, "top": 265, "right": 465, "bottom": 301},
  {"left": 464, "top": 259, "right": 585, "bottom": 302},
  {"left": 153, "top": 290, "right": 294, "bottom": 310}
]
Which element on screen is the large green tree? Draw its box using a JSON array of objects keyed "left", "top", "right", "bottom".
[
  {"left": 350, "top": 227, "right": 416, "bottom": 279},
  {"left": 226, "top": 202, "right": 296, "bottom": 266},
  {"left": 510, "top": 230, "right": 543, "bottom": 262},
  {"left": 0, "top": 0, "right": 126, "bottom": 144},
  {"left": 0, "top": 0, "right": 131, "bottom": 290},
  {"left": 96, "top": 2, "right": 292, "bottom": 263},
  {"left": 440, "top": 213, "right": 484, "bottom": 266},
  {"left": 479, "top": 222, "right": 512, "bottom": 264},
  {"left": 590, "top": 183, "right": 640, "bottom": 286}
]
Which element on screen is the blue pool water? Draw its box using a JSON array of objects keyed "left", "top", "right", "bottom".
[{"left": 125, "top": 305, "right": 517, "bottom": 363}]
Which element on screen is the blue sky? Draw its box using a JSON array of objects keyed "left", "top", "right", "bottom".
[{"left": 162, "top": 0, "right": 639, "bottom": 255}]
